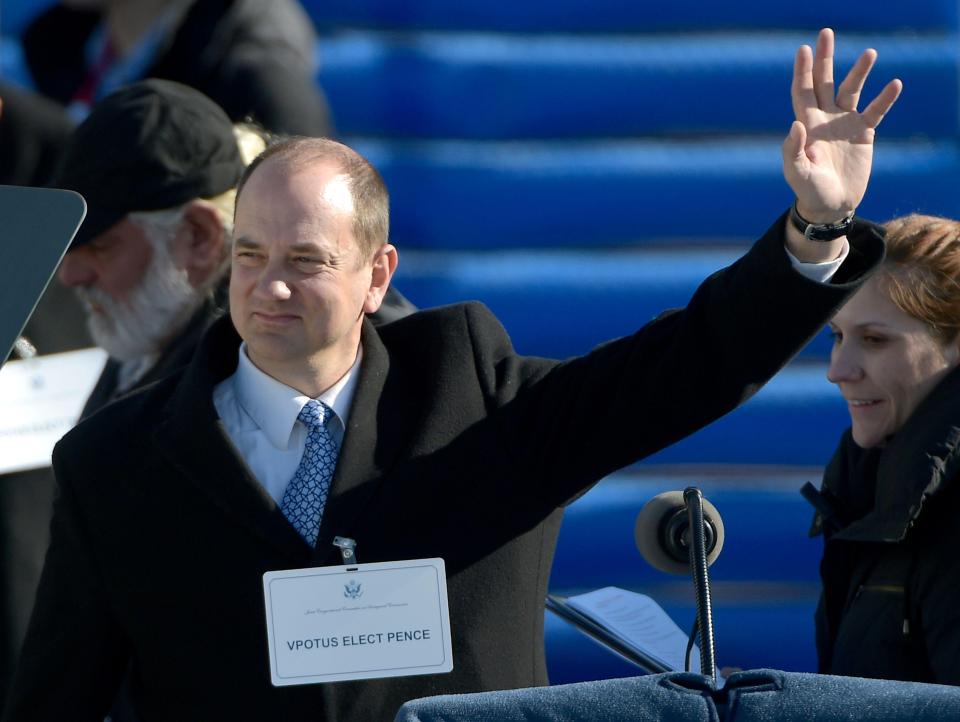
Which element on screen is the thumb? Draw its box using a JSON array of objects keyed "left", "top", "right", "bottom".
[{"left": 781, "top": 121, "right": 808, "bottom": 169}]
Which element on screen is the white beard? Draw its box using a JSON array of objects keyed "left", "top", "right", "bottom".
[{"left": 75, "top": 235, "right": 202, "bottom": 362}]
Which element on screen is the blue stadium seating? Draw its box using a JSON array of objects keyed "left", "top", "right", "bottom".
[
  {"left": 0, "top": 0, "right": 55, "bottom": 35},
  {"left": 301, "top": 1, "right": 960, "bottom": 34},
  {"left": 319, "top": 32, "right": 960, "bottom": 140},
  {"left": 5, "top": 0, "right": 958, "bottom": 35},
  {"left": 353, "top": 138, "right": 960, "bottom": 249},
  {"left": 395, "top": 247, "right": 840, "bottom": 361}
]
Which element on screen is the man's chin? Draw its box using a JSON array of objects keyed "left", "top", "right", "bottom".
[
  {"left": 89, "top": 332, "right": 148, "bottom": 361},
  {"left": 87, "top": 315, "right": 157, "bottom": 361}
]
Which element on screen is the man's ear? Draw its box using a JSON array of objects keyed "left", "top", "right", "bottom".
[
  {"left": 363, "top": 244, "right": 399, "bottom": 314},
  {"left": 170, "top": 200, "right": 228, "bottom": 288}
]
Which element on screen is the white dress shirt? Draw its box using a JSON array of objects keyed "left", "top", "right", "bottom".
[
  {"left": 210, "top": 241, "right": 846, "bottom": 502},
  {"left": 213, "top": 344, "right": 361, "bottom": 505},
  {"left": 786, "top": 239, "right": 849, "bottom": 283}
]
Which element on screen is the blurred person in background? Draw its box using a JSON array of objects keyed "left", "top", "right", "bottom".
[
  {"left": 0, "top": 0, "right": 332, "bottom": 187},
  {"left": 52, "top": 79, "right": 256, "bottom": 413},
  {"left": 809, "top": 213, "right": 960, "bottom": 684}
]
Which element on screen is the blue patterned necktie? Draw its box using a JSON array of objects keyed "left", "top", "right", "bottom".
[{"left": 280, "top": 400, "right": 338, "bottom": 546}]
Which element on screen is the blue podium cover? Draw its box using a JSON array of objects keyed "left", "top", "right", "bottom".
[{"left": 395, "top": 669, "right": 960, "bottom": 721}]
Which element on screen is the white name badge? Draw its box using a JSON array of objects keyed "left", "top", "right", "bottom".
[{"left": 263, "top": 558, "right": 453, "bottom": 686}]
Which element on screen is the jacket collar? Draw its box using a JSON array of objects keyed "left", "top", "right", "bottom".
[
  {"left": 825, "top": 365, "right": 960, "bottom": 543},
  {"left": 313, "top": 320, "right": 419, "bottom": 564},
  {"left": 152, "top": 314, "right": 413, "bottom": 562}
]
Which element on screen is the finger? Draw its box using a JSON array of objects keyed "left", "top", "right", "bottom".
[
  {"left": 782, "top": 120, "right": 809, "bottom": 170},
  {"left": 792, "top": 44, "right": 817, "bottom": 119},
  {"left": 813, "top": 28, "right": 836, "bottom": 110},
  {"left": 861, "top": 78, "right": 903, "bottom": 129},
  {"left": 835, "top": 48, "right": 877, "bottom": 112}
]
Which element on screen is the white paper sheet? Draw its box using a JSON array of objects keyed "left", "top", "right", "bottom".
[
  {"left": 566, "top": 585, "right": 719, "bottom": 676},
  {"left": 0, "top": 347, "right": 107, "bottom": 473}
]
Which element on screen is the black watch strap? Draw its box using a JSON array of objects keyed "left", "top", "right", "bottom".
[{"left": 790, "top": 202, "right": 855, "bottom": 242}]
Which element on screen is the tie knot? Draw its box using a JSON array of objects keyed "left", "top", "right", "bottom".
[{"left": 298, "top": 399, "right": 331, "bottom": 430}]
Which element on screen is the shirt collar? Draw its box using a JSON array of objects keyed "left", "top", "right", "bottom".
[{"left": 233, "top": 343, "right": 362, "bottom": 450}]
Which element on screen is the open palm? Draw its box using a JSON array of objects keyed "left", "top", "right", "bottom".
[{"left": 783, "top": 29, "right": 902, "bottom": 222}]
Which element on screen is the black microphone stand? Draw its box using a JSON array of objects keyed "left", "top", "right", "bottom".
[{"left": 684, "top": 487, "right": 716, "bottom": 683}]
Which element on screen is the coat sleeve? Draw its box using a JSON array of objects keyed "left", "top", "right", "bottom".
[
  {"left": 1, "top": 445, "right": 128, "bottom": 721},
  {"left": 476, "top": 212, "right": 884, "bottom": 508},
  {"left": 182, "top": 0, "right": 334, "bottom": 136},
  {"left": 207, "top": 60, "right": 334, "bottom": 137}
]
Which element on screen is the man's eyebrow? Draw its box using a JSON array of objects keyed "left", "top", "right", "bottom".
[
  {"left": 288, "top": 242, "right": 325, "bottom": 254},
  {"left": 233, "top": 237, "right": 261, "bottom": 250}
]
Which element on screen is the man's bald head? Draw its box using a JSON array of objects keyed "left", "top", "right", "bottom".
[{"left": 237, "top": 137, "right": 390, "bottom": 262}]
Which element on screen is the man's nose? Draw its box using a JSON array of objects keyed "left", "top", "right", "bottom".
[
  {"left": 253, "top": 270, "right": 292, "bottom": 301},
  {"left": 56, "top": 250, "right": 96, "bottom": 287}
]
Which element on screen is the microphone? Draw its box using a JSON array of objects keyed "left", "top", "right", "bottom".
[
  {"left": 635, "top": 488, "right": 725, "bottom": 681},
  {"left": 634, "top": 490, "right": 725, "bottom": 575}
]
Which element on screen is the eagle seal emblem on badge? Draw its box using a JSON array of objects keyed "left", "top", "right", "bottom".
[{"left": 344, "top": 580, "right": 363, "bottom": 599}]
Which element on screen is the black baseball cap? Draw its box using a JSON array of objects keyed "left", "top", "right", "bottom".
[{"left": 50, "top": 79, "right": 245, "bottom": 248}]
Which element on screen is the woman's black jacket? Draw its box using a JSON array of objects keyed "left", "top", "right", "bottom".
[{"left": 810, "top": 366, "right": 960, "bottom": 684}]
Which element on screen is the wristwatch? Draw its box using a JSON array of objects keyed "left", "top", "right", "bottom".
[{"left": 789, "top": 202, "right": 855, "bottom": 242}]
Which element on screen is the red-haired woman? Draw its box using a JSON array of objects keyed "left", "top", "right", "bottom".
[{"left": 810, "top": 214, "right": 960, "bottom": 683}]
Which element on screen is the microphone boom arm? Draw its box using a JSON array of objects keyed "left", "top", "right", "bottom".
[{"left": 684, "top": 487, "right": 717, "bottom": 682}]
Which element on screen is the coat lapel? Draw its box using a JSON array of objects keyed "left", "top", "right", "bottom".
[
  {"left": 152, "top": 316, "right": 310, "bottom": 558},
  {"left": 314, "top": 319, "right": 417, "bottom": 564}
]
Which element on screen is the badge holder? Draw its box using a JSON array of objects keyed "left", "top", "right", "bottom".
[{"left": 262, "top": 539, "right": 454, "bottom": 686}]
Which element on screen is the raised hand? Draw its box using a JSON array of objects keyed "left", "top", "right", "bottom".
[{"left": 782, "top": 28, "right": 902, "bottom": 224}]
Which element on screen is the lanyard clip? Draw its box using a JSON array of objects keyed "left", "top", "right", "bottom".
[{"left": 332, "top": 536, "right": 358, "bottom": 565}]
